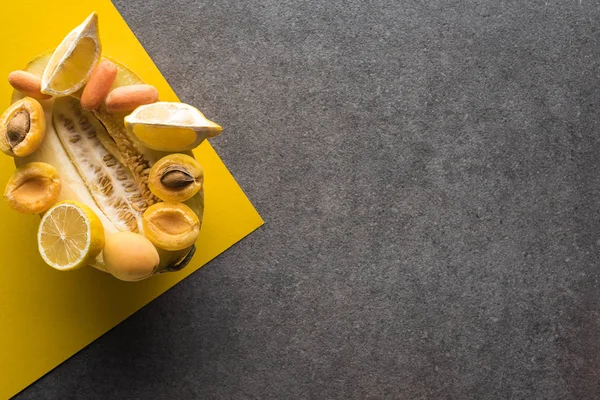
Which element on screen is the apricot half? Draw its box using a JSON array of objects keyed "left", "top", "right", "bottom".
[
  {"left": 148, "top": 154, "right": 203, "bottom": 203},
  {"left": 0, "top": 97, "right": 46, "bottom": 157},
  {"left": 142, "top": 202, "right": 199, "bottom": 251},
  {"left": 4, "top": 162, "right": 61, "bottom": 214}
]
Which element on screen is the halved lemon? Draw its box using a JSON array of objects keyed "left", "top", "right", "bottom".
[
  {"left": 124, "top": 102, "right": 222, "bottom": 151},
  {"left": 41, "top": 12, "right": 101, "bottom": 97},
  {"left": 37, "top": 200, "right": 105, "bottom": 271}
]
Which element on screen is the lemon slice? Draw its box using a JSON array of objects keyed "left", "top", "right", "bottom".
[
  {"left": 124, "top": 102, "right": 222, "bottom": 151},
  {"left": 41, "top": 12, "right": 101, "bottom": 97},
  {"left": 37, "top": 200, "right": 105, "bottom": 271}
]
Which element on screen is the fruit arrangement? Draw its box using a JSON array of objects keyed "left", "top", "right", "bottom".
[{"left": 1, "top": 13, "right": 222, "bottom": 281}]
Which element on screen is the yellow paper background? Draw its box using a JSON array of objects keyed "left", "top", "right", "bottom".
[{"left": 0, "top": 1, "right": 263, "bottom": 398}]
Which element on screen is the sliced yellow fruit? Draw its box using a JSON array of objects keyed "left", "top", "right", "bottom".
[
  {"left": 41, "top": 12, "right": 101, "bottom": 97},
  {"left": 142, "top": 202, "right": 200, "bottom": 251},
  {"left": 37, "top": 200, "right": 105, "bottom": 271},
  {"left": 124, "top": 102, "right": 222, "bottom": 151},
  {"left": 4, "top": 162, "right": 61, "bottom": 214}
]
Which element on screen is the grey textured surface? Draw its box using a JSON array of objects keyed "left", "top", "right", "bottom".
[{"left": 14, "top": 0, "right": 600, "bottom": 399}]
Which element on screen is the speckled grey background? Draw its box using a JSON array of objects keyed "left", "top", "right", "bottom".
[{"left": 13, "top": 0, "right": 600, "bottom": 399}]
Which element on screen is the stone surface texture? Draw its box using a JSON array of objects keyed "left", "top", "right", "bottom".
[{"left": 15, "top": 1, "right": 600, "bottom": 399}]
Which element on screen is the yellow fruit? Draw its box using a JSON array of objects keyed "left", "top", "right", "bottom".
[
  {"left": 41, "top": 12, "right": 101, "bottom": 96},
  {"left": 142, "top": 202, "right": 200, "bottom": 251},
  {"left": 37, "top": 200, "right": 105, "bottom": 271},
  {"left": 4, "top": 162, "right": 61, "bottom": 214},
  {"left": 124, "top": 102, "right": 222, "bottom": 151},
  {"left": 0, "top": 97, "right": 46, "bottom": 157},
  {"left": 103, "top": 232, "right": 159, "bottom": 281},
  {"left": 148, "top": 154, "right": 203, "bottom": 202},
  {"left": 11, "top": 51, "right": 205, "bottom": 277}
]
